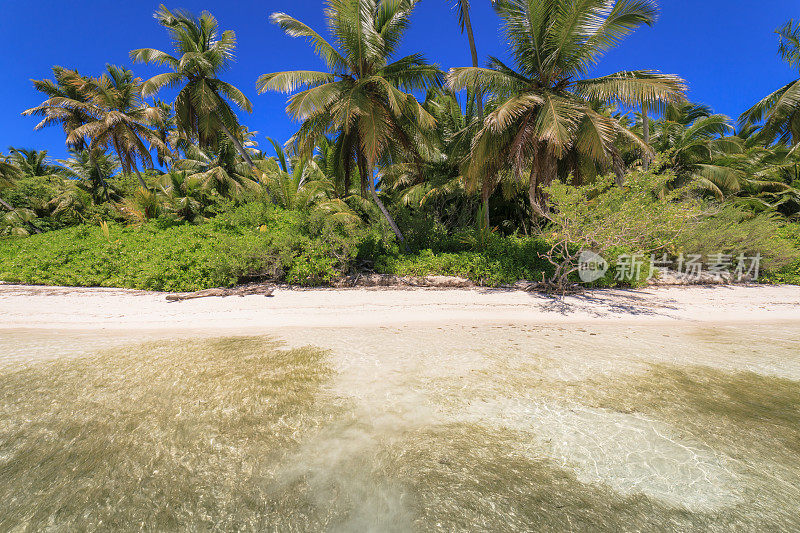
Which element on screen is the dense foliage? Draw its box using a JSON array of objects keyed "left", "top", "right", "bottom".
[{"left": 2, "top": 0, "right": 799, "bottom": 291}]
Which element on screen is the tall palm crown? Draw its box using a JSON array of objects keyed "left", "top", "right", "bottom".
[
  {"left": 740, "top": 20, "right": 800, "bottom": 150},
  {"left": 131, "top": 5, "right": 254, "bottom": 166},
  {"left": 258, "top": 0, "right": 442, "bottom": 245},
  {"left": 64, "top": 65, "right": 166, "bottom": 186},
  {"left": 447, "top": 0, "right": 686, "bottom": 217},
  {"left": 22, "top": 67, "right": 94, "bottom": 151}
]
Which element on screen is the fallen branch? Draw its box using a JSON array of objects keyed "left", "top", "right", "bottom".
[{"left": 166, "top": 285, "right": 274, "bottom": 302}]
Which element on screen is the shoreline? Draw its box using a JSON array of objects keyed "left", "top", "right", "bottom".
[{"left": 1, "top": 283, "right": 799, "bottom": 332}]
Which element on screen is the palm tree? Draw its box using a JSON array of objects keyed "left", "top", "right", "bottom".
[
  {"left": 118, "top": 186, "right": 163, "bottom": 224},
  {"left": 131, "top": 5, "right": 256, "bottom": 169},
  {"left": 380, "top": 90, "right": 483, "bottom": 227},
  {"left": 740, "top": 19, "right": 800, "bottom": 150},
  {"left": 8, "top": 148, "right": 64, "bottom": 179},
  {"left": 651, "top": 103, "right": 743, "bottom": 197},
  {"left": 58, "top": 149, "right": 120, "bottom": 204},
  {"left": 0, "top": 154, "right": 20, "bottom": 212},
  {"left": 312, "top": 136, "right": 354, "bottom": 198},
  {"left": 451, "top": 1, "right": 487, "bottom": 114},
  {"left": 157, "top": 171, "right": 205, "bottom": 223},
  {"left": 151, "top": 99, "right": 179, "bottom": 166},
  {"left": 257, "top": 145, "right": 363, "bottom": 226},
  {"left": 51, "top": 65, "right": 167, "bottom": 190},
  {"left": 22, "top": 66, "right": 94, "bottom": 151},
  {"left": 449, "top": 0, "right": 499, "bottom": 227},
  {"left": 257, "top": 0, "right": 442, "bottom": 247},
  {"left": 447, "top": 0, "right": 686, "bottom": 220},
  {"left": 1, "top": 208, "right": 39, "bottom": 237},
  {"left": 174, "top": 142, "right": 257, "bottom": 199}
]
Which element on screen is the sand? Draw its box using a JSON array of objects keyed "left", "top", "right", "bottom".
[
  {"left": 2, "top": 283, "right": 800, "bottom": 528},
  {"left": 0, "top": 283, "right": 798, "bottom": 332}
]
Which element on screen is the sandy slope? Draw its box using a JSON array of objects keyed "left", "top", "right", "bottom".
[{"left": 0, "top": 283, "right": 798, "bottom": 331}]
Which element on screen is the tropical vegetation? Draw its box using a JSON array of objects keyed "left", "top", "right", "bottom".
[{"left": 2, "top": 0, "right": 800, "bottom": 291}]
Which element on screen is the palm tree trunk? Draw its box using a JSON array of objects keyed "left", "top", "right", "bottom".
[
  {"left": 460, "top": 0, "right": 484, "bottom": 118},
  {"left": 642, "top": 103, "right": 651, "bottom": 171},
  {"left": 528, "top": 144, "right": 555, "bottom": 223},
  {"left": 360, "top": 156, "right": 408, "bottom": 251},
  {"left": 612, "top": 149, "right": 625, "bottom": 187},
  {"left": 480, "top": 181, "right": 490, "bottom": 229},
  {"left": 219, "top": 121, "right": 256, "bottom": 169},
  {"left": 112, "top": 139, "right": 149, "bottom": 190},
  {"left": 135, "top": 169, "right": 148, "bottom": 190},
  {"left": 460, "top": 1, "right": 493, "bottom": 234}
]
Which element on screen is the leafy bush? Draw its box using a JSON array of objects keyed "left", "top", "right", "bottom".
[
  {"left": 542, "top": 171, "right": 696, "bottom": 288},
  {"left": 675, "top": 206, "right": 799, "bottom": 272},
  {"left": 374, "top": 236, "right": 552, "bottom": 287},
  {"left": 0, "top": 205, "right": 370, "bottom": 291},
  {"left": 2, "top": 191, "right": 798, "bottom": 292},
  {"left": 766, "top": 224, "right": 800, "bottom": 284},
  {"left": 542, "top": 170, "right": 800, "bottom": 289}
]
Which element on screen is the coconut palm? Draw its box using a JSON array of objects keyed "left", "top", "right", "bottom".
[
  {"left": 131, "top": 5, "right": 256, "bottom": 169},
  {"left": 174, "top": 142, "right": 257, "bottom": 199},
  {"left": 50, "top": 65, "right": 167, "bottom": 190},
  {"left": 256, "top": 141, "right": 363, "bottom": 225},
  {"left": 711, "top": 125, "right": 800, "bottom": 214},
  {"left": 0, "top": 154, "right": 20, "bottom": 212},
  {"left": 118, "top": 187, "right": 163, "bottom": 224},
  {"left": 22, "top": 67, "right": 94, "bottom": 151},
  {"left": 449, "top": 0, "right": 506, "bottom": 227},
  {"left": 380, "top": 90, "right": 483, "bottom": 227},
  {"left": 58, "top": 149, "right": 120, "bottom": 204},
  {"left": 0, "top": 155, "right": 18, "bottom": 187},
  {"left": 46, "top": 187, "right": 91, "bottom": 225},
  {"left": 157, "top": 171, "right": 205, "bottom": 223},
  {"left": 1, "top": 208, "right": 39, "bottom": 236},
  {"left": 648, "top": 102, "right": 796, "bottom": 203},
  {"left": 8, "top": 148, "right": 65, "bottom": 179},
  {"left": 257, "top": 0, "right": 443, "bottom": 247},
  {"left": 740, "top": 19, "right": 800, "bottom": 150},
  {"left": 447, "top": 0, "right": 686, "bottom": 220},
  {"left": 312, "top": 136, "right": 353, "bottom": 198},
  {"left": 652, "top": 104, "right": 743, "bottom": 197},
  {"left": 450, "top": 1, "right": 489, "bottom": 115}
]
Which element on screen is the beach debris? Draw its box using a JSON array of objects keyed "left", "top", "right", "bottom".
[
  {"left": 335, "top": 274, "right": 475, "bottom": 288},
  {"left": 166, "top": 284, "right": 274, "bottom": 301}
]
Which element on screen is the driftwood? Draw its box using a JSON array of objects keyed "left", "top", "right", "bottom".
[
  {"left": 334, "top": 274, "right": 475, "bottom": 288},
  {"left": 166, "top": 285, "right": 274, "bottom": 302}
]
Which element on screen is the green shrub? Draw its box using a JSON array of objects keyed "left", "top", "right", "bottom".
[
  {"left": 374, "top": 236, "right": 552, "bottom": 287},
  {"left": 767, "top": 224, "right": 800, "bottom": 284},
  {"left": 2, "top": 195, "right": 797, "bottom": 292},
  {"left": 0, "top": 204, "right": 366, "bottom": 291},
  {"left": 542, "top": 170, "right": 800, "bottom": 289}
]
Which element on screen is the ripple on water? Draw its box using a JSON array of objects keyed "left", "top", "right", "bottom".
[{"left": 455, "top": 399, "right": 741, "bottom": 511}]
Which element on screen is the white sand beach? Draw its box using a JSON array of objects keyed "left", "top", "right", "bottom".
[{"left": 1, "top": 283, "right": 798, "bottom": 331}]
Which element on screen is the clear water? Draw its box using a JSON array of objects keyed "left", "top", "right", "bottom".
[{"left": 2, "top": 322, "right": 800, "bottom": 530}]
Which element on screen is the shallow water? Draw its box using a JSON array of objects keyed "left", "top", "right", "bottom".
[{"left": 2, "top": 322, "right": 800, "bottom": 530}]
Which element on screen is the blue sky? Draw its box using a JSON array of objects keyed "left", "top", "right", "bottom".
[{"left": 0, "top": 0, "right": 796, "bottom": 161}]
